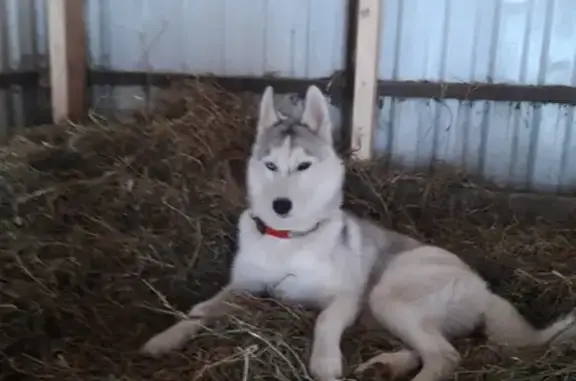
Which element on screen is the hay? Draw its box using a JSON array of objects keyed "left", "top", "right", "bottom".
[{"left": 1, "top": 81, "right": 575, "bottom": 381}]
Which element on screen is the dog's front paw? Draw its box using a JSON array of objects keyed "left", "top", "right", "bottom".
[
  {"left": 140, "top": 320, "right": 199, "bottom": 357},
  {"left": 140, "top": 330, "right": 184, "bottom": 357},
  {"left": 309, "top": 349, "right": 343, "bottom": 381}
]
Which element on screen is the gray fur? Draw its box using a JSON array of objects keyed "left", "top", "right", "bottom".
[
  {"left": 141, "top": 85, "right": 576, "bottom": 381},
  {"left": 254, "top": 117, "right": 332, "bottom": 160},
  {"left": 340, "top": 213, "right": 423, "bottom": 297}
]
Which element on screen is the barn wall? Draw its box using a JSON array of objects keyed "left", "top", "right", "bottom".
[
  {"left": 0, "top": 0, "right": 47, "bottom": 140},
  {"left": 85, "top": 0, "right": 346, "bottom": 77},
  {"left": 375, "top": 0, "right": 576, "bottom": 192},
  {"left": 84, "top": 0, "right": 348, "bottom": 114},
  {"left": 2, "top": 0, "right": 576, "bottom": 193}
]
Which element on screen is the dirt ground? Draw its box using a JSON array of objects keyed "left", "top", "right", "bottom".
[{"left": 1, "top": 82, "right": 575, "bottom": 381}]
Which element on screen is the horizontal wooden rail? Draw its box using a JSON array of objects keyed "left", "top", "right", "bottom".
[
  {"left": 87, "top": 70, "right": 576, "bottom": 106},
  {"left": 87, "top": 70, "right": 348, "bottom": 106},
  {"left": 377, "top": 80, "right": 576, "bottom": 106},
  {"left": 0, "top": 71, "right": 39, "bottom": 88}
]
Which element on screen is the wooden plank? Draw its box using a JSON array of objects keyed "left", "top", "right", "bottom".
[
  {"left": 350, "top": 0, "right": 381, "bottom": 161},
  {"left": 87, "top": 70, "right": 576, "bottom": 106},
  {"left": 377, "top": 81, "right": 576, "bottom": 105},
  {"left": 87, "top": 71, "right": 347, "bottom": 105},
  {"left": 0, "top": 72, "right": 39, "bottom": 88},
  {"left": 17, "top": 0, "right": 39, "bottom": 128},
  {"left": 0, "top": 0, "right": 11, "bottom": 142},
  {"left": 48, "top": 0, "right": 86, "bottom": 124},
  {"left": 339, "top": 0, "right": 360, "bottom": 149}
]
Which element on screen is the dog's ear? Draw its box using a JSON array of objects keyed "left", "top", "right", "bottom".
[
  {"left": 301, "top": 85, "right": 332, "bottom": 143},
  {"left": 257, "top": 86, "right": 278, "bottom": 134}
]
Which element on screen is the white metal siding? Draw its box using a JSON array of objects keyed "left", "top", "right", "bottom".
[
  {"left": 84, "top": 0, "right": 347, "bottom": 115},
  {"left": 375, "top": 0, "right": 576, "bottom": 192},
  {"left": 375, "top": 98, "right": 576, "bottom": 193},
  {"left": 2, "top": 0, "right": 575, "bottom": 193},
  {"left": 85, "top": 0, "right": 347, "bottom": 78},
  {"left": 0, "top": 0, "right": 47, "bottom": 141},
  {"left": 379, "top": 0, "right": 576, "bottom": 85},
  {"left": 0, "top": 0, "right": 46, "bottom": 72}
]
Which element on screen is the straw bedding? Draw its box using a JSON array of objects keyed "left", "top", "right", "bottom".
[{"left": 1, "top": 81, "right": 575, "bottom": 381}]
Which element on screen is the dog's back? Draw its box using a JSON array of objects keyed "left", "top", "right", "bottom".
[{"left": 341, "top": 211, "right": 422, "bottom": 293}]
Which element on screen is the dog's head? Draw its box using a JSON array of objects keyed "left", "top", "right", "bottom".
[{"left": 246, "top": 85, "right": 344, "bottom": 231}]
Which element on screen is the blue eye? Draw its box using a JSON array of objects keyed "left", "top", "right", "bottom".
[
  {"left": 265, "top": 162, "right": 278, "bottom": 171},
  {"left": 296, "top": 162, "right": 312, "bottom": 171}
]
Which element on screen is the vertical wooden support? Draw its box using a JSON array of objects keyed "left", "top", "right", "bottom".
[
  {"left": 0, "top": 1, "right": 11, "bottom": 142},
  {"left": 48, "top": 0, "right": 86, "bottom": 124},
  {"left": 350, "top": 0, "right": 381, "bottom": 161}
]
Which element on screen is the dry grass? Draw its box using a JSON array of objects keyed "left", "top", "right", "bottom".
[{"left": 1, "top": 81, "right": 576, "bottom": 381}]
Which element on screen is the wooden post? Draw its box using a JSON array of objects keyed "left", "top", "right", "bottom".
[
  {"left": 48, "top": 0, "right": 86, "bottom": 124},
  {"left": 350, "top": 0, "right": 381, "bottom": 161}
]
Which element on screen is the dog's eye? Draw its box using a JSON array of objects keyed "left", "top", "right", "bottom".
[
  {"left": 265, "top": 162, "right": 278, "bottom": 171},
  {"left": 296, "top": 162, "right": 312, "bottom": 171}
]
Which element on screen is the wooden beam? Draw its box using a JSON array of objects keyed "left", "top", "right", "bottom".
[
  {"left": 376, "top": 80, "right": 576, "bottom": 106},
  {"left": 0, "top": 0, "right": 10, "bottom": 142},
  {"left": 87, "top": 70, "right": 576, "bottom": 107},
  {"left": 87, "top": 71, "right": 348, "bottom": 107},
  {"left": 350, "top": 0, "right": 381, "bottom": 161},
  {"left": 48, "top": 0, "right": 86, "bottom": 124}
]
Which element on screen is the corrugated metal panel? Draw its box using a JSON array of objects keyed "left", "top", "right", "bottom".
[
  {"left": 85, "top": 0, "right": 347, "bottom": 78},
  {"left": 0, "top": 0, "right": 47, "bottom": 142},
  {"left": 85, "top": 0, "right": 347, "bottom": 115},
  {"left": 374, "top": 98, "right": 576, "bottom": 193},
  {"left": 379, "top": 0, "right": 576, "bottom": 85},
  {"left": 0, "top": 0, "right": 46, "bottom": 72},
  {"left": 375, "top": 0, "right": 576, "bottom": 192}
]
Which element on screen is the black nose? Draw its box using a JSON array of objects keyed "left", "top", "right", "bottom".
[{"left": 272, "top": 198, "right": 292, "bottom": 216}]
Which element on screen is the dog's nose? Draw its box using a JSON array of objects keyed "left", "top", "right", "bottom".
[{"left": 272, "top": 198, "right": 292, "bottom": 216}]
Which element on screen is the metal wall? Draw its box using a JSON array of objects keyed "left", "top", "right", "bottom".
[
  {"left": 84, "top": 0, "right": 348, "bottom": 113},
  {"left": 376, "top": 0, "right": 576, "bottom": 192},
  {"left": 86, "top": 0, "right": 346, "bottom": 77},
  {"left": 2, "top": 0, "right": 576, "bottom": 192},
  {"left": 0, "top": 0, "right": 47, "bottom": 141}
]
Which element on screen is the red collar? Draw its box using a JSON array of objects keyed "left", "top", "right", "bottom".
[{"left": 252, "top": 216, "right": 322, "bottom": 239}]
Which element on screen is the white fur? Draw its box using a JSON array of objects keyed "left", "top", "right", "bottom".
[
  {"left": 248, "top": 86, "right": 342, "bottom": 232},
  {"left": 140, "top": 85, "right": 576, "bottom": 381}
]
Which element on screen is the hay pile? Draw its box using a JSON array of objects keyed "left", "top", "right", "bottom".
[{"left": 1, "top": 81, "right": 575, "bottom": 381}]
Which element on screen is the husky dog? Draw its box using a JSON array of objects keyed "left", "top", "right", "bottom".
[{"left": 140, "top": 85, "right": 576, "bottom": 381}]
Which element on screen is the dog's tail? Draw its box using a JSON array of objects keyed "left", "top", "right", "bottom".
[{"left": 483, "top": 293, "right": 576, "bottom": 348}]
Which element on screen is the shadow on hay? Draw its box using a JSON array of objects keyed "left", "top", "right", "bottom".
[{"left": 1, "top": 81, "right": 575, "bottom": 381}]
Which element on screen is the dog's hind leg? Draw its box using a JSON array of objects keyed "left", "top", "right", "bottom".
[
  {"left": 366, "top": 296, "right": 461, "bottom": 381},
  {"left": 355, "top": 349, "right": 420, "bottom": 380},
  {"left": 400, "top": 329, "right": 459, "bottom": 381},
  {"left": 140, "top": 284, "right": 236, "bottom": 357}
]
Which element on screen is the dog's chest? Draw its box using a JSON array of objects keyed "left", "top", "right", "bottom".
[{"left": 233, "top": 241, "right": 339, "bottom": 306}]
